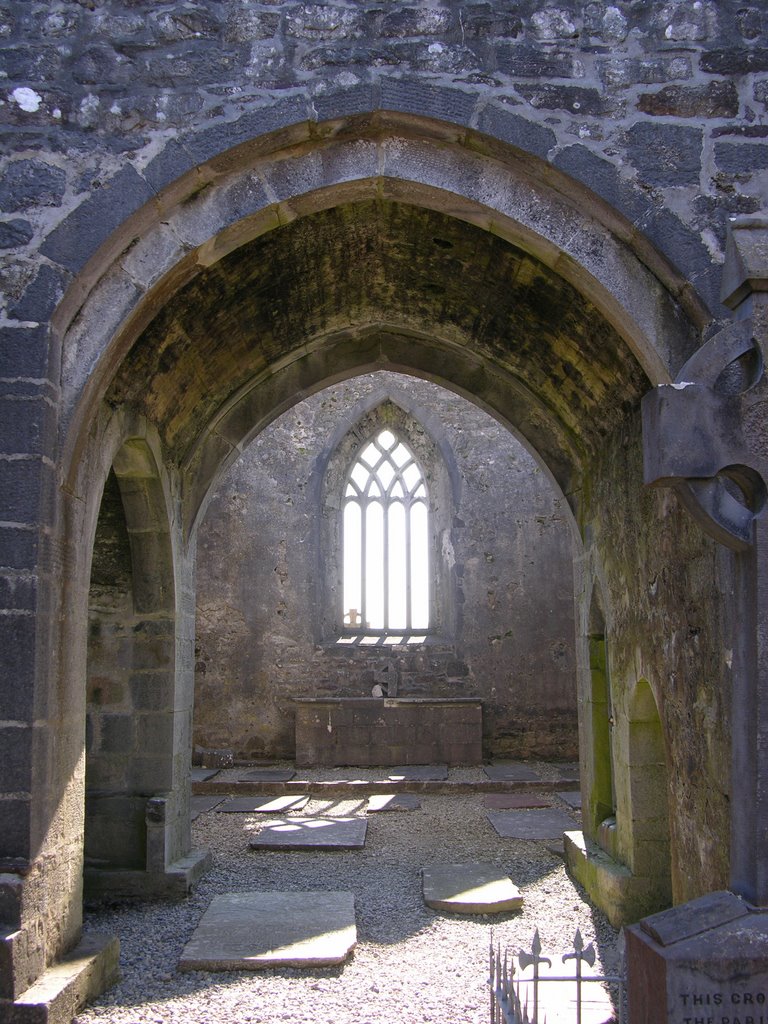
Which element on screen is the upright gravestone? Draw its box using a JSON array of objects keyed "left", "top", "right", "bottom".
[
  {"left": 632, "top": 217, "right": 768, "bottom": 1022},
  {"left": 626, "top": 891, "right": 768, "bottom": 1022}
]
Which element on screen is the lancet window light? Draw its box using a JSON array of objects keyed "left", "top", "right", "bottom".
[{"left": 342, "top": 429, "right": 430, "bottom": 635}]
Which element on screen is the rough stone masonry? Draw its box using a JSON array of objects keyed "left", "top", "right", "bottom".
[{"left": 0, "top": 2, "right": 767, "bottom": 1023}]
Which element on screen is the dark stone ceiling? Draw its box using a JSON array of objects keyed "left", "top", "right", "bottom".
[{"left": 108, "top": 199, "right": 649, "bottom": 478}]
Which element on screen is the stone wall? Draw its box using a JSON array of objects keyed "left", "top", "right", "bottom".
[
  {"left": 2, "top": 0, "right": 766, "bottom": 324},
  {"left": 1, "top": 0, "right": 766, "bottom": 1008},
  {"left": 194, "top": 371, "right": 578, "bottom": 762},
  {"left": 583, "top": 415, "right": 734, "bottom": 901}
]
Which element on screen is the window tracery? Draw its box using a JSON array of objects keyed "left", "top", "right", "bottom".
[{"left": 342, "top": 428, "right": 430, "bottom": 634}]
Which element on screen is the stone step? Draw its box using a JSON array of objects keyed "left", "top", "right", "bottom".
[
  {"left": 0, "top": 933, "right": 119, "bottom": 1024},
  {"left": 192, "top": 775, "right": 580, "bottom": 798}
]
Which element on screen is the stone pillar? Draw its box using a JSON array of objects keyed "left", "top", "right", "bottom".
[
  {"left": 629, "top": 217, "right": 768, "bottom": 1022},
  {"left": 82, "top": 435, "right": 210, "bottom": 900},
  {"left": 0, "top": 381, "right": 121, "bottom": 1018}
]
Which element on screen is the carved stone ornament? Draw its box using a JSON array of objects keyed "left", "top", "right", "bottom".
[{"left": 642, "top": 318, "right": 766, "bottom": 550}]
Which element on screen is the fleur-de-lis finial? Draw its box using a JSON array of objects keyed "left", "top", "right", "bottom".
[
  {"left": 563, "top": 928, "right": 597, "bottom": 1024},
  {"left": 519, "top": 929, "right": 552, "bottom": 1024},
  {"left": 519, "top": 928, "right": 552, "bottom": 971},
  {"left": 563, "top": 928, "right": 596, "bottom": 968}
]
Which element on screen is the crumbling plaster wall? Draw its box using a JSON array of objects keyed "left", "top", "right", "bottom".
[{"left": 194, "top": 372, "right": 578, "bottom": 761}]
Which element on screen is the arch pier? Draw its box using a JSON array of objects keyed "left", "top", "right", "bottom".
[{"left": 1, "top": 105, "right": 762, "bottom": 1024}]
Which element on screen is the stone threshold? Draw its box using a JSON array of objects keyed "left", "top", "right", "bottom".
[
  {"left": 192, "top": 776, "right": 580, "bottom": 797},
  {"left": 0, "top": 932, "right": 119, "bottom": 1024}
]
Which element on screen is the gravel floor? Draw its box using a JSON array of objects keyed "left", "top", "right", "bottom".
[{"left": 76, "top": 766, "right": 622, "bottom": 1024}]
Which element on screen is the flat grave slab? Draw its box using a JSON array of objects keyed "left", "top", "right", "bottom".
[
  {"left": 483, "top": 763, "right": 540, "bottom": 782},
  {"left": 367, "top": 794, "right": 421, "bottom": 812},
  {"left": 423, "top": 862, "right": 523, "bottom": 914},
  {"left": 483, "top": 793, "right": 551, "bottom": 810},
  {"left": 555, "top": 763, "right": 580, "bottom": 780},
  {"left": 487, "top": 808, "right": 576, "bottom": 840},
  {"left": 218, "top": 795, "right": 310, "bottom": 814},
  {"left": 191, "top": 795, "right": 225, "bottom": 820},
  {"left": 238, "top": 767, "right": 296, "bottom": 782},
  {"left": 249, "top": 817, "right": 368, "bottom": 850},
  {"left": 190, "top": 768, "right": 220, "bottom": 783},
  {"left": 557, "top": 790, "right": 582, "bottom": 809},
  {"left": 388, "top": 765, "right": 448, "bottom": 781},
  {"left": 178, "top": 891, "right": 356, "bottom": 971}
]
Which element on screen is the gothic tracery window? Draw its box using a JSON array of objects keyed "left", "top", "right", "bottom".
[{"left": 342, "top": 428, "right": 430, "bottom": 635}]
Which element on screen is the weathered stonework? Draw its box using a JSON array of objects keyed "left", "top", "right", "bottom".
[
  {"left": 194, "top": 372, "right": 578, "bottom": 762},
  {"left": 293, "top": 697, "right": 483, "bottom": 767},
  {"left": 0, "top": 1, "right": 766, "bottom": 1020}
]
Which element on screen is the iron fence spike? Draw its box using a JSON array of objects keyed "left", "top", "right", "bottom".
[{"left": 489, "top": 930, "right": 623, "bottom": 1024}]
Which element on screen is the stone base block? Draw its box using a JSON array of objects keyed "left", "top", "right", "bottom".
[
  {"left": 0, "top": 932, "right": 119, "bottom": 1024},
  {"left": 84, "top": 847, "right": 211, "bottom": 900},
  {"left": 564, "top": 830, "right": 663, "bottom": 928},
  {"left": 626, "top": 891, "right": 768, "bottom": 1024},
  {"left": 1, "top": 925, "right": 44, "bottom": 1002}
]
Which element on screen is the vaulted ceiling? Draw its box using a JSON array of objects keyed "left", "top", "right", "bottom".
[{"left": 108, "top": 198, "right": 649, "bottom": 498}]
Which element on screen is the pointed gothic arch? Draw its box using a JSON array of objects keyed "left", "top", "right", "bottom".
[
  {"left": 0, "top": 103, "right": 731, "bottom": 1013},
  {"left": 341, "top": 426, "right": 430, "bottom": 636},
  {"left": 318, "top": 396, "right": 457, "bottom": 645}
]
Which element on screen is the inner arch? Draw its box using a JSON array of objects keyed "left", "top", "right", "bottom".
[{"left": 106, "top": 199, "right": 650, "bottom": 530}]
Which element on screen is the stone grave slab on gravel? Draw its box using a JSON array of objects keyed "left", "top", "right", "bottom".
[
  {"left": 483, "top": 793, "right": 551, "bottom": 810},
  {"left": 557, "top": 790, "right": 582, "bottom": 809},
  {"left": 238, "top": 767, "right": 296, "bottom": 782},
  {"left": 483, "top": 763, "right": 540, "bottom": 782},
  {"left": 367, "top": 794, "right": 421, "bottom": 812},
  {"left": 388, "top": 765, "right": 448, "bottom": 781},
  {"left": 178, "top": 891, "right": 357, "bottom": 971},
  {"left": 487, "top": 808, "right": 576, "bottom": 840},
  {"left": 190, "top": 768, "right": 219, "bottom": 783},
  {"left": 218, "top": 795, "right": 309, "bottom": 814},
  {"left": 190, "top": 795, "right": 225, "bottom": 820},
  {"left": 249, "top": 817, "right": 368, "bottom": 850},
  {"left": 422, "top": 863, "right": 523, "bottom": 914}
]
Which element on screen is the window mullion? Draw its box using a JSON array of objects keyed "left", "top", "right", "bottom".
[
  {"left": 342, "top": 431, "right": 429, "bottom": 638},
  {"left": 405, "top": 497, "right": 412, "bottom": 631},
  {"left": 360, "top": 497, "right": 367, "bottom": 630},
  {"left": 383, "top": 498, "right": 390, "bottom": 632}
]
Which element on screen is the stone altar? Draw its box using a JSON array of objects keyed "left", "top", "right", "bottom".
[{"left": 292, "top": 697, "right": 482, "bottom": 767}]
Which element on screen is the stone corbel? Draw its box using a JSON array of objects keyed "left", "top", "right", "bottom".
[
  {"left": 642, "top": 216, "right": 768, "bottom": 551},
  {"left": 642, "top": 319, "right": 765, "bottom": 549}
]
